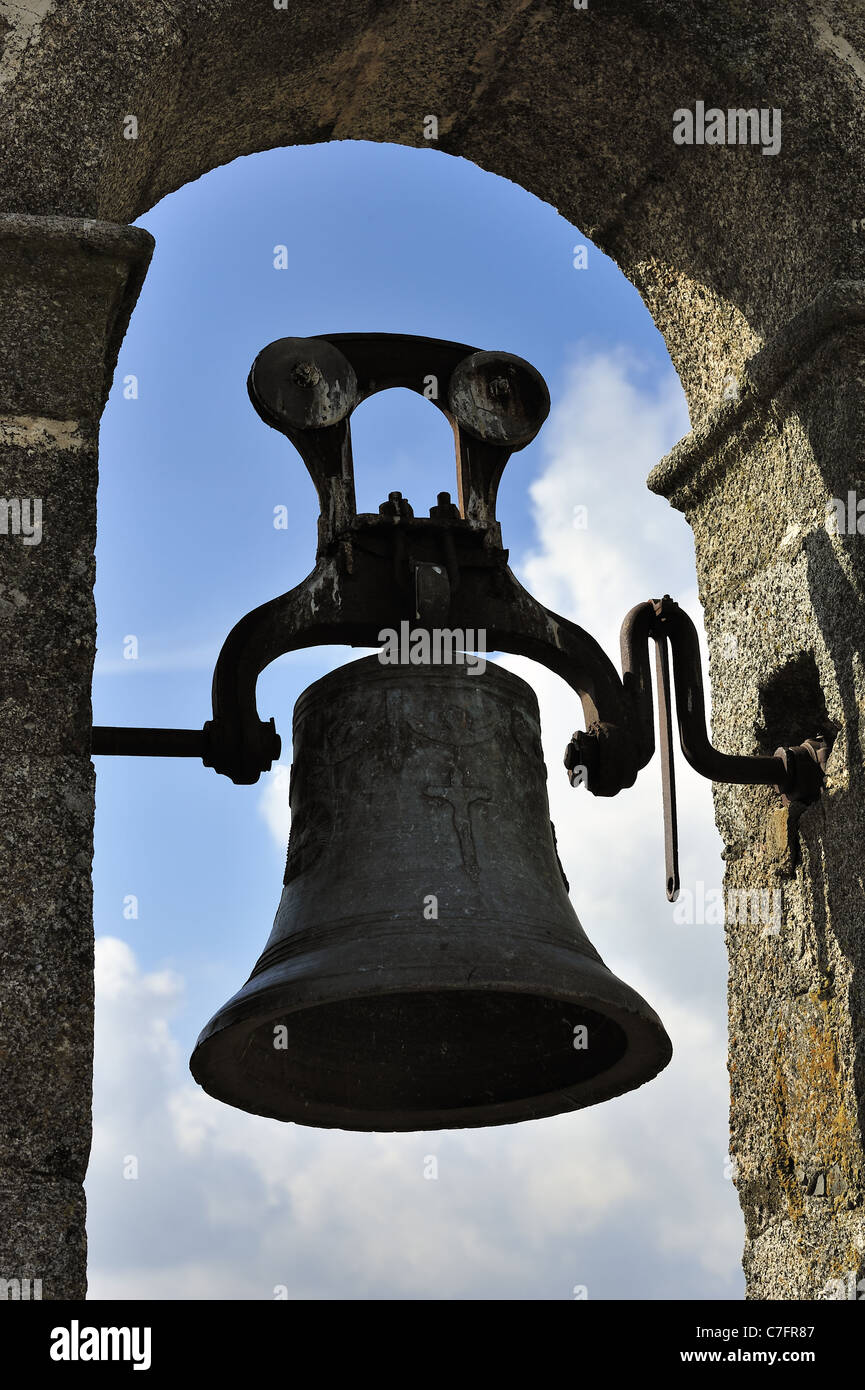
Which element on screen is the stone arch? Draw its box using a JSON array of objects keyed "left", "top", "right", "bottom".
[
  {"left": 2, "top": 0, "right": 865, "bottom": 1301},
  {"left": 1, "top": 2, "right": 861, "bottom": 414}
]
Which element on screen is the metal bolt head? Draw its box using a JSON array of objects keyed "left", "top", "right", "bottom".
[
  {"left": 448, "top": 351, "right": 550, "bottom": 447},
  {"left": 291, "top": 361, "right": 322, "bottom": 388}
]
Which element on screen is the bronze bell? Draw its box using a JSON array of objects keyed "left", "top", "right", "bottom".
[{"left": 191, "top": 656, "right": 672, "bottom": 1130}]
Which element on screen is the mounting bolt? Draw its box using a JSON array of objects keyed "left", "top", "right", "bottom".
[
  {"left": 489, "top": 376, "right": 511, "bottom": 400},
  {"left": 652, "top": 593, "right": 677, "bottom": 622},
  {"left": 379, "top": 490, "right": 415, "bottom": 519},
  {"left": 774, "top": 737, "right": 829, "bottom": 806},
  {"left": 430, "top": 491, "right": 461, "bottom": 520},
  {"left": 564, "top": 730, "right": 596, "bottom": 788},
  {"left": 291, "top": 361, "right": 322, "bottom": 388}
]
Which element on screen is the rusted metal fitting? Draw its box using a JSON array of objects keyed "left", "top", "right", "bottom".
[
  {"left": 291, "top": 361, "right": 322, "bottom": 388},
  {"left": 379, "top": 490, "right": 415, "bottom": 520},
  {"left": 563, "top": 729, "right": 595, "bottom": 788},
  {"left": 773, "top": 737, "right": 829, "bottom": 806}
]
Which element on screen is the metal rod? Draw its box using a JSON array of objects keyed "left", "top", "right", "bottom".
[
  {"left": 91, "top": 727, "right": 206, "bottom": 758},
  {"left": 653, "top": 630, "right": 680, "bottom": 902}
]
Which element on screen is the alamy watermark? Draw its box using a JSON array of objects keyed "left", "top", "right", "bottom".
[
  {"left": 378, "top": 621, "right": 487, "bottom": 675},
  {"left": 826, "top": 491, "right": 865, "bottom": 535},
  {"left": 673, "top": 103, "right": 781, "bottom": 156},
  {"left": 50, "top": 1322, "right": 151, "bottom": 1370},
  {"left": 0, "top": 497, "right": 42, "bottom": 545},
  {"left": 673, "top": 880, "right": 782, "bottom": 932},
  {"left": 822, "top": 1271, "right": 865, "bottom": 1300},
  {"left": 0, "top": 1276, "right": 42, "bottom": 1300}
]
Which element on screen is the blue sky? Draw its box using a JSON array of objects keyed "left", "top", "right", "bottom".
[{"left": 88, "top": 140, "right": 743, "bottom": 1300}]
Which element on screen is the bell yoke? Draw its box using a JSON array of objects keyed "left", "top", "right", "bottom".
[{"left": 91, "top": 332, "right": 828, "bottom": 1130}]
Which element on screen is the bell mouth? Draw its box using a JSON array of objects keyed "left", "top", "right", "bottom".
[{"left": 190, "top": 982, "right": 671, "bottom": 1131}]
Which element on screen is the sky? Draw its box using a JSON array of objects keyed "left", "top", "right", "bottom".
[{"left": 87, "top": 140, "right": 744, "bottom": 1300}]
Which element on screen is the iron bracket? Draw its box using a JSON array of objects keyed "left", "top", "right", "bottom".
[
  {"left": 94, "top": 333, "right": 644, "bottom": 788},
  {"left": 91, "top": 334, "right": 829, "bottom": 899}
]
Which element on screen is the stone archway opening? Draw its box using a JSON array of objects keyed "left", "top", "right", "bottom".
[
  {"left": 80, "top": 134, "right": 743, "bottom": 1302},
  {"left": 2, "top": 0, "right": 864, "bottom": 1303}
]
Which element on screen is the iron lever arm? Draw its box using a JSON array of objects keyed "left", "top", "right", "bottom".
[
  {"left": 649, "top": 597, "right": 790, "bottom": 788},
  {"left": 633, "top": 596, "right": 826, "bottom": 896},
  {"left": 594, "top": 595, "right": 825, "bottom": 798},
  {"left": 649, "top": 597, "right": 828, "bottom": 804},
  {"left": 566, "top": 595, "right": 828, "bottom": 898},
  {"left": 614, "top": 597, "right": 790, "bottom": 788}
]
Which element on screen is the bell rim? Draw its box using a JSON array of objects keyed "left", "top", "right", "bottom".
[{"left": 190, "top": 969, "right": 672, "bottom": 1132}]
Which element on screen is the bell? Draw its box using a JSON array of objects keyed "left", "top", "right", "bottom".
[{"left": 190, "top": 657, "right": 672, "bottom": 1130}]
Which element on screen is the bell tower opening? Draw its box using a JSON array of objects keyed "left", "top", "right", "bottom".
[{"left": 90, "top": 138, "right": 728, "bottom": 1300}]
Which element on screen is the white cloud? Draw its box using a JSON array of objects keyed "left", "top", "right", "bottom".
[
  {"left": 520, "top": 347, "right": 693, "bottom": 649},
  {"left": 258, "top": 763, "right": 292, "bottom": 849},
  {"left": 87, "top": 350, "right": 744, "bottom": 1300},
  {"left": 87, "top": 935, "right": 740, "bottom": 1300}
]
